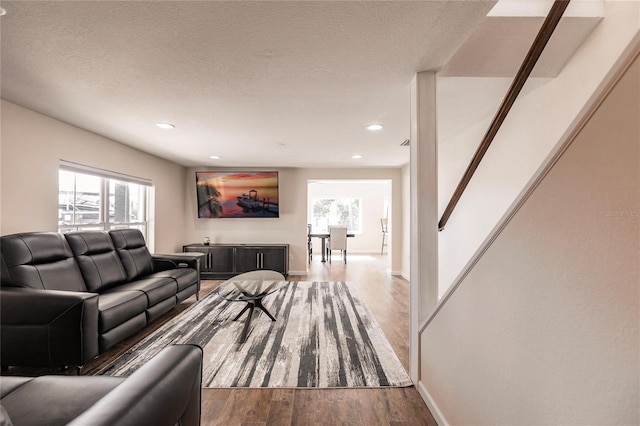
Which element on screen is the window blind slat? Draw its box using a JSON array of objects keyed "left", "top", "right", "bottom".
[{"left": 59, "top": 160, "right": 152, "bottom": 187}]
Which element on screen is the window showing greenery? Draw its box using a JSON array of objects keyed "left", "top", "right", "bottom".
[
  {"left": 58, "top": 164, "right": 150, "bottom": 238},
  {"left": 311, "top": 198, "right": 361, "bottom": 233}
]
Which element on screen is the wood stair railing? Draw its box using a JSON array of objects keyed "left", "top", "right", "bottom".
[{"left": 438, "top": 0, "right": 571, "bottom": 231}]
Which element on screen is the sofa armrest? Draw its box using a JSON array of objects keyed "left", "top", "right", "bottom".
[
  {"left": 69, "top": 344, "right": 203, "bottom": 426},
  {"left": 0, "top": 287, "right": 99, "bottom": 367},
  {"left": 152, "top": 253, "right": 201, "bottom": 272}
]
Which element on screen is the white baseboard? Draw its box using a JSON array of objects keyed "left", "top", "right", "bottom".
[
  {"left": 291, "top": 267, "right": 401, "bottom": 277},
  {"left": 418, "top": 381, "right": 448, "bottom": 426},
  {"left": 344, "top": 250, "right": 388, "bottom": 254}
]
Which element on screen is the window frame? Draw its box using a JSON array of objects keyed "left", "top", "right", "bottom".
[
  {"left": 310, "top": 197, "right": 363, "bottom": 234},
  {"left": 58, "top": 161, "right": 152, "bottom": 240}
]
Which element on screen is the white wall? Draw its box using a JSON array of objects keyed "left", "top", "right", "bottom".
[
  {"left": 437, "top": 0, "right": 640, "bottom": 296},
  {"left": 0, "top": 103, "right": 406, "bottom": 272},
  {"left": 0, "top": 101, "right": 187, "bottom": 253},
  {"left": 421, "top": 47, "right": 639, "bottom": 425},
  {"left": 401, "top": 164, "right": 411, "bottom": 280},
  {"left": 307, "top": 179, "right": 390, "bottom": 253},
  {"left": 184, "top": 167, "right": 404, "bottom": 275}
]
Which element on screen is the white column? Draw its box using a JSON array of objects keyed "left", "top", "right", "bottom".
[{"left": 409, "top": 71, "right": 438, "bottom": 382}]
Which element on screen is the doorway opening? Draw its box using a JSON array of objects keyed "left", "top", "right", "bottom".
[{"left": 307, "top": 179, "right": 392, "bottom": 265}]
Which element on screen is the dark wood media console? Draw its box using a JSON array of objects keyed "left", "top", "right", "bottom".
[{"left": 183, "top": 243, "right": 289, "bottom": 279}]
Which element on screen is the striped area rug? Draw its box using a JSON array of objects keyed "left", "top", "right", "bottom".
[{"left": 100, "top": 281, "right": 412, "bottom": 388}]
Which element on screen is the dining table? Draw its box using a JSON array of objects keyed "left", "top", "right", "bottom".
[{"left": 309, "top": 232, "right": 355, "bottom": 262}]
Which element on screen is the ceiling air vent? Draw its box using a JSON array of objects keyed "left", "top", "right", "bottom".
[{"left": 400, "top": 139, "right": 410, "bottom": 146}]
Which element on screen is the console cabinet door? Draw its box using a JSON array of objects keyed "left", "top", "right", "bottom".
[
  {"left": 184, "top": 245, "right": 234, "bottom": 279},
  {"left": 235, "top": 248, "right": 261, "bottom": 273},
  {"left": 260, "top": 247, "right": 288, "bottom": 273},
  {"left": 235, "top": 246, "right": 288, "bottom": 274},
  {"left": 185, "top": 244, "right": 288, "bottom": 277},
  {"left": 205, "top": 246, "right": 235, "bottom": 276}
]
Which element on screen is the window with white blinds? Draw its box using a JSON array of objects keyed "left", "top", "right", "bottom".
[{"left": 58, "top": 161, "right": 152, "bottom": 239}]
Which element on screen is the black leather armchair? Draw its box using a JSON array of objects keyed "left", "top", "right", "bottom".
[
  {"left": 0, "top": 344, "right": 202, "bottom": 426},
  {"left": 0, "top": 288, "right": 99, "bottom": 368}
]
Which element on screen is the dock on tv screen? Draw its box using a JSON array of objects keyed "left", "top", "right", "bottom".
[{"left": 196, "top": 171, "right": 279, "bottom": 218}]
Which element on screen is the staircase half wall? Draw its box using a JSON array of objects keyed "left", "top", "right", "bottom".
[{"left": 420, "top": 44, "right": 639, "bottom": 425}]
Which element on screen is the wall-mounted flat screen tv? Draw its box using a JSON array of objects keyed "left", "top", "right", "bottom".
[{"left": 196, "top": 171, "right": 279, "bottom": 218}]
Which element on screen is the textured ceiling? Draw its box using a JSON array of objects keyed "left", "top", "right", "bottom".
[
  {"left": 0, "top": 1, "right": 495, "bottom": 167},
  {"left": 0, "top": 1, "right": 598, "bottom": 168}
]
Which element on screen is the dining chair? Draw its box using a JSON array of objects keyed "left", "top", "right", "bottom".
[
  {"left": 327, "top": 226, "right": 348, "bottom": 264},
  {"left": 307, "top": 224, "right": 313, "bottom": 263}
]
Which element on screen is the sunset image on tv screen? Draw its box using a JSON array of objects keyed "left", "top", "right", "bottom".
[{"left": 196, "top": 171, "right": 279, "bottom": 218}]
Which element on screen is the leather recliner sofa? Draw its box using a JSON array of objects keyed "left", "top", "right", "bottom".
[
  {"left": 0, "top": 229, "right": 200, "bottom": 371},
  {"left": 0, "top": 344, "right": 202, "bottom": 426}
]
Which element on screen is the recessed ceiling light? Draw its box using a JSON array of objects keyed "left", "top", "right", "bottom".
[
  {"left": 351, "top": 154, "right": 363, "bottom": 159},
  {"left": 366, "top": 124, "right": 383, "bottom": 131},
  {"left": 155, "top": 122, "right": 175, "bottom": 129},
  {"left": 209, "top": 155, "right": 221, "bottom": 160},
  {"left": 0, "top": 7, "right": 6, "bottom": 17}
]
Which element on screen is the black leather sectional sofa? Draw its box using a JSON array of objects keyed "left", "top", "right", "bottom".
[
  {"left": 0, "top": 229, "right": 200, "bottom": 370},
  {"left": 1, "top": 344, "right": 203, "bottom": 426}
]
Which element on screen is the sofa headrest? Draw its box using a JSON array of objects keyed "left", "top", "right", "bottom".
[
  {"left": 65, "top": 231, "right": 115, "bottom": 256},
  {"left": 1, "top": 233, "right": 73, "bottom": 267},
  {"left": 109, "top": 229, "right": 146, "bottom": 250},
  {"left": 65, "top": 231, "right": 127, "bottom": 292},
  {"left": 108, "top": 229, "right": 153, "bottom": 280},
  {"left": 0, "top": 232, "right": 87, "bottom": 291}
]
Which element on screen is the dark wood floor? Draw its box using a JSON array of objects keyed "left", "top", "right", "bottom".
[{"left": 16, "top": 254, "right": 437, "bottom": 425}]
